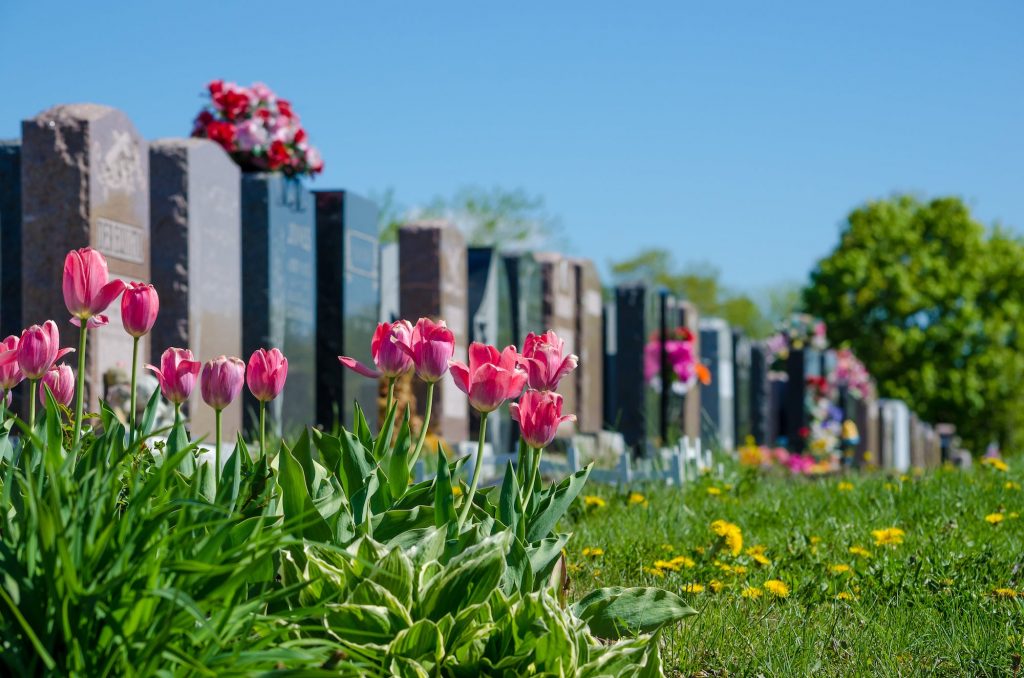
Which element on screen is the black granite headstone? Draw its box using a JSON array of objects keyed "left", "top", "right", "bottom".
[
  {"left": 732, "top": 331, "right": 752, "bottom": 446},
  {"left": 700, "top": 319, "right": 735, "bottom": 450},
  {"left": 611, "top": 283, "right": 647, "bottom": 456},
  {"left": 502, "top": 252, "right": 543, "bottom": 345},
  {"left": 241, "top": 173, "right": 316, "bottom": 437},
  {"left": 785, "top": 349, "right": 807, "bottom": 452},
  {"left": 749, "top": 343, "right": 770, "bottom": 445},
  {"left": 467, "top": 247, "right": 514, "bottom": 452},
  {"left": 0, "top": 140, "right": 21, "bottom": 339},
  {"left": 314, "top": 190, "right": 379, "bottom": 430}
]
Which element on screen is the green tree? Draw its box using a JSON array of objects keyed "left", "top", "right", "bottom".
[{"left": 803, "top": 195, "right": 1024, "bottom": 453}]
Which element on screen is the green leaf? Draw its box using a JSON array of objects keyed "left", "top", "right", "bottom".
[
  {"left": 498, "top": 462, "right": 521, "bottom": 536},
  {"left": 278, "top": 439, "right": 333, "bottom": 542},
  {"left": 418, "top": 532, "right": 508, "bottom": 621},
  {"left": 138, "top": 385, "right": 162, "bottom": 438},
  {"left": 387, "top": 407, "right": 413, "bottom": 498},
  {"left": 527, "top": 533, "right": 570, "bottom": 582},
  {"left": 373, "top": 399, "right": 398, "bottom": 462},
  {"left": 571, "top": 586, "right": 697, "bottom": 639},
  {"left": 338, "top": 428, "right": 374, "bottom": 501},
  {"left": 526, "top": 463, "right": 592, "bottom": 543},
  {"left": 325, "top": 603, "right": 395, "bottom": 644},
  {"left": 433, "top": 445, "right": 456, "bottom": 528},
  {"left": 387, "top": 619, "right": 443, "bottom": 666}
]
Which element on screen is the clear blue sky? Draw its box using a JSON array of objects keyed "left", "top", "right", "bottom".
[{"left": 2, "top": 1, "right": 1021, "bottom": 294}]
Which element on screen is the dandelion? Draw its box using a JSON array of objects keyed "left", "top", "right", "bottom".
[
  {"left": 628, "top": 492, "right": 647, "bottom": 506},
  {"left": 583, "top": 495, "right": 606, "bottom": 509},
  {"left": 764, "top": 580, "right": 790, "bottom": 598},
  {"left": 871, "top": 527, "right": 905, "bottom": 546},
  {"left": 711, "top": 519, "right": 743, "bottom": 556},
  {"left": 849, "top": 545, "right": 872, "bottom": 559},
  {"left": 746, "top": 544, "right": 767, "bottom": 557},
  {"left": 660, "top": 543, "right": 674, "bottom": 552},
  {"left": 706, "top": 487, "right": 722, "bottom": 496},
  {"left": 582, "top": 547, "right": 604, "bottom": 557},
  {"left": 830, "top": 564, "right": 852, "bottom": 574},
  {"left": 732, "top": 565, "right": 749, "bottom": 575},
  {"left": 741, "top": 586, "right": 763, "bottom": 599},
  {"left": 993, "top": 588, "right": 1018, "bottom": 598},
  {"left": 654, "top": 559, "right": 682, "bottom": 572},
  {"left": 593, "top": 569, "right": 601, "bottom": 577},
  {"left": 981, "top": 456, "right": 1009, "bottom": 472},
  {"left": 810, "top": 536, "right": 822, "bottom": 545},
  {"left": 715, "top": 561, "right": 733, "bottom": 573},
  {"left": 682, "top": 583, "right": 704, "bottom": 593},
  {"left": 709, "top": 579, "right": 725, "bottom": 593},
  {"left": 669, "top": 555, "right": 695, "bottom": 568},
  {"left": 1005, "top": 481, "right": 1021, "bottom": 491},
  {"left": 985, "top": 513, "right": 1004, "bottom": 525},
  {"left": 837, "top": 482, "right": 853, "bottom": 492},
  {"left": 835, "top": 591, "right": 854, "bottom": 601},
  {"left": 645, "top": 567, "right": 665, "bottom": 578},
  {"left": 883, "top": 482, "right": 897, "bottom": 492},
  {"left": 899, "top": 474, "right": 909, "bottom": 483}
]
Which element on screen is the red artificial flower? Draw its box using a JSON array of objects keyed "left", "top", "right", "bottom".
[
  {"left": 207, "top": 79, "right": 224, "bottom": 96},
  {"left": 213, "top": 88, "right": 251, "bottom": 121},
  {"left": 205, "top": 121, "right": 236, "bottom": 149},
  {"left": 277, "top": 98, "right": 294, "bottom": 119},
  {"left": 267, "top": 140, "right": 290, "bottom": 170},
  {"left": 293, "top": 128, "right": 307, "bottom": 145},
  {"left": 798, "top": 426, "right": 810, "bottom": 439}
]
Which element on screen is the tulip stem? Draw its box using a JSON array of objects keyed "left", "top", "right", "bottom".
[
  {"left": 174, "top": 402, "right": 181, "bottom": 428},
  {"left": 0, "top": 388, "right": 6, "bottom": 422},
  {"left": 458, "top": 411, "right": 488, "bottom": 529},
  {"left": 386, "top": 378, "right": 395, "bottom": 417},
  {"left": 28, "top": 380, "right": 37, "bottom": 430},
  {"left": 215, "top": 408, "right": 222, "bottom": 485},
  {"left": 259, "top": 401, "right": 266, "bottom": 462},
  {"left": 408, "top": 381, "right": 434, "bottom": 471},
  {"left": 72, "top": 323, "right": 88, "bottom": 447},
  {"left": 128, "top": 336, "right": 139, "bottom": 448},
  {"left": 524, "top": 445, "right": 544, "bottom": 509}
]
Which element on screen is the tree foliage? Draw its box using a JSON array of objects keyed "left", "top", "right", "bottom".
[{"left": 803, "top": 195, "right": 1024, "bottom": 453}]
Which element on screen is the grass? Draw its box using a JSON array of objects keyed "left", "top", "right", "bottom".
[{"left": 563, "top": 461, "right": 1024, "bottom": 677}]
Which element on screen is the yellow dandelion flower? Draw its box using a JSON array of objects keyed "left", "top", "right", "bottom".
[
  {"left": 682, "top": 583, "right": 704, "bottom": 593},
  {"left": 706, "top": 486, "right": 723, "bottom": 496},
  {"left": 593, "top": 569, "right": 601, "bottom": 577},
  {"left": 883, "top": 482, "right": 897, "bottom": 492},
  {"left": 810, "top": 536, "right": 822, "bottom": 545},
  {"left": 849, "top": 545, "right": 872, "bottom": 559},
  {"left": 994, "top": 588, "right": 1018, "bottom": 598},
  {"left": 837, "top": 482, "right": 854, "bottom": 492},
  {"left": 752, "top": 553, "right": 772, "bottom": 566},
  {"left": 941, "top": 578, "right": 954, "bottom": 586},
  {"left": 669, "top": 555, "right": 695, "bottom": 568},
  {"left": 732, "top": 565, "right": 749, "bottom": 575},
  {"left": 645, "top": 567, "right": 665, "bottom": 578},
  {"left": 981, "top": 457, "right": 1009, "bottom": 472},
  {"left": 899, "top": 474, "right": 909, "bottom": 483},
  {"left": 764, "top": 580, "right": 789, "bottom": 598},
  {"left": 628, "top": 492, "right": 647, "bottom": 506},
  {"left": 583, "top": 495, "right": 607, "bottom": 509},
  {"left": 582, "top": 547, "right": 604, "bottom": 557},
  {"left": 985, "top": 513, "right": 1004, "bottom": 525},
  {"left": 871, "top": 527, "right": 905, "bottom": 546},
  {"left": 709, "top": 579, "right": 725, "bottom": 593},
  {"left": 830, "top": 564, "right": 852, "bottom": 574},
  {"left": 711, "top": 519, "right": 743, "bottom": 556},
  {"left": 1010, "top": 512, "right": 1020, "bottom": 519},
  {"left": 1005, "top": 481, "right": 1022, "bottom": 491},
  {"left": 745, "top": 544, "right": 767, "bottom": 557},
  {"left": 835, "top": 591, "right": 854, "bottom": 601},
  {"left": 741, "top": 586, "right": 763, "bottom": 599},
  {"left": 654, "top": 559, "right": 681, "bottom": 572},
  {"left": 694, "top": 546, "right": 706, "bottom": 555},
  {"left": 567, "top": 563, "right": 582, "bottom": 574},
  {"left": 715, "top": 561, "right": 733, "bottom": 573},
  {"left": 660, "top": 543, "right": 674, "bottom": 552}
]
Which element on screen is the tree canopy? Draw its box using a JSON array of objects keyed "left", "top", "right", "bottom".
[{"left": 803, "top": 195, "right": 1024, "bottom": 453}]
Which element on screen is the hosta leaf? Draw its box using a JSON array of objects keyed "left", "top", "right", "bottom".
[
  {"left": 571, "top": 586, "right": 697, "bottom": 639},
  {"left": 387, "top": 619, "right": 443, "bottom": 666},
  {"left": 370, "top": 546, "right": 415, "bottom": 609},
  {"left": 527, "top": 533, "right": 570, "bottom": 583},
  {"left": 348, "top": 579, "right": 413, "bottom": 628},
  {"left": 526, "top": 463, "right": 592, "bottom": 543},
  {"left": 498, "top": 462, "right": 521, "bottom": 535},
  {"left": 419, "top": 532, "right": 508, "bottom": 621},
  {"left": 325, "top": 603, "right": 394, "bottom": 644},
  {"left": 373, "top": 507, "right": 436, "bottom": 544}
]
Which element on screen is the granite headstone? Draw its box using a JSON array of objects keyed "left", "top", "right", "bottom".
[
  {"left": 0, "top": 140, "right": 22, "bottom": 339},
  {"left": 467, "top": 247, "right": 513, "bottom": 451},
  {"left": 677, "top": 301, "right": 702, "bottom": 441},
  {"left": 534, "top": 252, "right": 578, "bottom": 437},
  {"left": 609, "top": 283, "right": 647, "bottom": 456},
  {"left": 732, "top": 331, "right": 752, "bottom": 446},
  {"left": 572, "top": 258, "right": 603, "bottom": 434},
  {"left": 699, "top": 318, "right": 735, "bottom": 451},
  {"left": 749, "top": 343, "right": 770, "bottom": 445}
]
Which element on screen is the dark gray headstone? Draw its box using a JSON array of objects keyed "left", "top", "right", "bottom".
[
  {"left": 150, "top": 138, "right": 242, "bottom": 440},
  {"left": 0, "top": 140, "right": 22, "bottom": 339},
  {"left": 732, "top": 331, "right": 751, "bottom": 446},
  {"left": 749, "top": 343, "right": 770, "bottom": 445},
  {"left": 315, "top": 190, "right": 379, "bottom": 429},
  {"left": 502, "top": 252, "right": 543, "bottom": 345},
  {"left": 610, "top": 283, "right": 647, "bottom": 456},
  {"left": 21, "top": 104, "right": 150, "bottom": 412},
  {"left": 467, "top": 247, "right": 513, "bottom": 452},
  {"left": 784, "top": 349, "right": 808, "bottom": 451},
  {"left": 699, "top": 318, "right": 735, "bottom": 451},
  {"left": 241, "top": 173, "right": 316, "bottom": 437}
]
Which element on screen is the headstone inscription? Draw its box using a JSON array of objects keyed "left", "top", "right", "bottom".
[
  {"left": 21, "top": 104, "right": 150, "bottom": 412},
  {"left": 534, "top": 252, "right": 578, "bottom": 437},
  {"left": 150, "top": 138, "right": 242, "bottom": 441},
  {"left": 314, "top": 190, "right": 379, "bottom": 429},
  {"left": 399, "top": 222, "right": 468, "bottom": 444},
  {"left": 573, "top": 258, "right": 604, "bottom": 434},
  {"left": 467, "top": 247, "right": 513, "bottom": 452},
  {"left": 240, "top": 173, "right": 316, "bottom": 437},
  {"left": 0, "top": 140, "right": 22, "bottom": 340}
]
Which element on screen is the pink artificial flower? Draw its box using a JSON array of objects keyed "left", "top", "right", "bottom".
[
  {"left": 397, "top": 318, "right": 455, "bottom": 383},
  {"left": 510, "top": 390, "right": 575, "bottom": 449},
  {"left": 201, "top": 355, "right": 246, "bottom": 411},
  {"left": 0, "top": 335, "right": 24, "bottom": 390},
  {"left": 235, "top": 118, "right": 268, "bottom": 152},
  {"left": 39, "top": 363, "right": 74, "bottom": 408},
  {"left": 146, "top": 347, "right": 201, "bottom": 405},
  {"left": 644, "top": 338, "right": 697, "bottom": 383},
  {"left": 63, "top": 247, "right": 128, "bottom": 328},
  {"left": 520, "top": 330, "right": 578, "bottom": 392},
  {"left": 121, "top": 282, "right": 159, "bottom": 338},
  {"left": 449, "top": 343, "right": 527, "bottom": 413},
  {"left": 246, "top": 348, "right": 288, "bottom": 402},
  {"left": 786, "top": 454, "right": 815, "bottom": 475},
  {"left": 17, "top": 321, "right": 74, "bottom": 380},
  {"left": 339, "top": 320, "right": 414, "bottom": 379}
]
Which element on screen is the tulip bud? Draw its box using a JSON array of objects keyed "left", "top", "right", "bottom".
[
  {"left": 17, "top": 321, "right": 75, "bottom": 380},
  {"left": 510, "top": 390, "right": 576, "bottom": 449},
  {"left": 339, "top": 320, "right": 414, "bottom": 379},
  {"left": 246, "top": 348, "right": 288, "bottom": 402},
  {"left": 39, "top": 364, "right": 75, "bottom": 408},
  {"left": 146, "top": 347, "right": 201, "bottom": 404},
  {"left": 62, "top": 247, "right": 127, "bottom": 328},
  {"left": 201, "top": 356, "right": 245, "bottom": 410},
  {"left": 121, "top": 282, "right": 159, "bottom": 338},
  {"left": 402, "top": 317, "right": 455, "bottom": 383}
]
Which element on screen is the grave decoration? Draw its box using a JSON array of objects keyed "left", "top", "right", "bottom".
[
  {"left": 191, "top": 80, "right": 324, "bottom": 177},
  {"left": 766, "top": 313, "right": 828, "bottom": 372},
  {"left": 643, "top": 326, "right": 709, "bottom": 396}
]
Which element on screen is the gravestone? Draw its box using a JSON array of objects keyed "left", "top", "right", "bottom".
[
  {"left": 379, "top": 243, "right": 400, "bottom": 323},
  {"left": 150, "top": 138, "right": 242, "bottom": 442},
  {"left": 768, "top": 375, "right": 787, "bottom": 446},
  {"left": 784, "top": 349, "right": 807, "bottom": 452},
  {"left": 609, "top": 283, "right": 647, "bottom": 456},
  {"left": 572, "top": 258, "right": 603, "bottom": 434},
  {"left": 315, "top": 190, "right": 379, "bottom": 429},
  {"left": 241, "top": 173, "right": 316, "bottom": 437},
  {"left": 862, "top": 396, "right": 880, "bottom": 466},
  {"left": 1, "top": 140, "right": 22, "bottom": 339},
  {"left": 732, "top": 331, "right": 752, "bottom": 446},
  {"left": 677, "top": 301, "right": 702, "bottom": 441},
  {"left": 21, "top": 104, "right": 150, "bottom": 412},
  {"left": 643, "top": 288, "right": 663, "bottom": 447},
  {"left": 749, "top": 343, "right": 770, "bottom": 445},
  {"left": 699, "top": 318, "right": 735, "bottom": 451},
  {"left": 534, "top": 252, "right": 578, "bottom": 437},
  {"left": 879, "top": 399, "right": 911, "bottom": 471},
  {"left": 502, "top": 251, "right": 543, "bottom": 344},
  {"left": 909, "top": 413, "right": 925, "bottom": 469},
  {"left": 467, "top": 247, "right": 513, "bottom": 452},
  {"left": 399, "top": 221, "right": 468, "bottom": 444}
]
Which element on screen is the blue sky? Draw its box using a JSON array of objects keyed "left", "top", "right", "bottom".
[{"left": 2, "top": 1, "right": 1021, "bottom": 293}]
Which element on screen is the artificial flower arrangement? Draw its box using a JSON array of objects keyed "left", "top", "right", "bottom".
[
  {"left": 830, "top": 347, "right": 873, "bottom": 400},
  {"left": 765, "top": 313, "right": 828, "bottom": 372},
  {"left": 643, "top": 327, "right": 711, "bottom": 395},
  {"left": 191, "top": 80, "right": 324, "bottom": 177}
]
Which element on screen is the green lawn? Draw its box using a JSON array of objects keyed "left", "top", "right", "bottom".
[{"left": 563, "top": 460, "right": 1024, "bottom": 677}]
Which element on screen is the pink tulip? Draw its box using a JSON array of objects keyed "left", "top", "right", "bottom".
[
  {"left": 0, "top": 335, "right": 24, "bottom": 390},
  {"left": 510, "top": 389, "right": 576, "bottom": 449},
  {"left": 121, "top": 282, "right": 159, "bottom": 337},
  {"left": 246, "top": 348, "right": 288, "bottom": 402},
  {"left": 62, "top": 247, "right": 127, "bottom": 328},
  {"left": 146, "top": 347, "right": 201, "bottom": 404},
  {"left": 39, "top": 364, "right": 74, "bottom": 408},
  {"left": 339, "top": 320, "right": 414, "bottom": 378},
  {"left": 395, "top": 317, "right": 455, "bottom": 383},
  {"left": 449, "top": 343, "right": 528, "bottom": 413},
  {"left": 18, "top": 321, "right": 75, "bottom": 380},
  {"left": 520, "top": 330, "right": 578, "bottom": 392},
  {"left": 201, "top": 356, "right": 246, "bottom": 410}
]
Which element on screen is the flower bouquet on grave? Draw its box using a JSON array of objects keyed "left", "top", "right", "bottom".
[
  {"left": 191, "top": 80, "right": 324, "bottom": 178},
  {"left": 831, "top": 347, "right": 873, "bottom": 400},
  {"left": 643, "top": 326, "right": 710, "bottom": 396},
  {"left": 766, "top": 313, "right": 828, "bottom": 372}
]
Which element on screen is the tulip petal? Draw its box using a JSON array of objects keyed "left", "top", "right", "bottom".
[
  {"left": 509, "top": 401, "right": 521, "bottom": 424},
  {"left": 90, "top": 279, "right": 128, "bottom": 316},
  {"left": 553, "top": 354, "right": 579, "bottom": 383},
  {"left": 0, "top": 349, "right": 16, "bottom": 367},
  {"left": 468, "top": 342, "right": 499, "bottom": 371},
  {"left": 339, "top": 356, "right": 381, "bottom": 378},
  {"left": 507, "top": 369, "right": 528, "bottom": 399},
  {"left": 448, "top": 360, "right": 470, "bottom": 394},
  {"left": 86, "top": 315, "right": 109, "bottom": 329},
  {"left": 145, "top": 364, "right": 165, "bottom": 388},
  {"left": 55, "top": 347, "right": 75, "bottom": 361}
]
